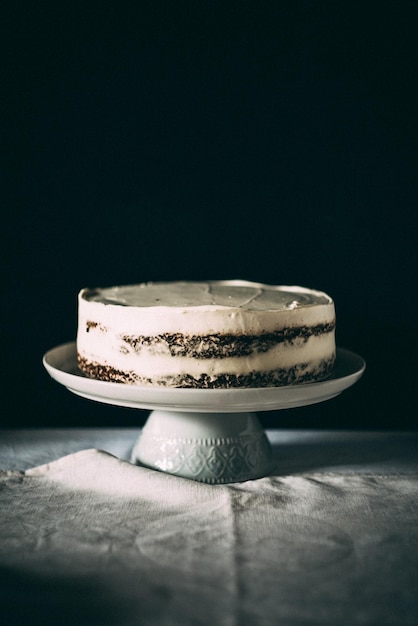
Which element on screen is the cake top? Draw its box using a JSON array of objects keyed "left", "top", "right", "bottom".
[{"left": 80, "top": 280, "right": 333, "bottom": 311}]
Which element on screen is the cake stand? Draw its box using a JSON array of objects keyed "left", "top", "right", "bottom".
[{"left": 43, "top": 343, "right": 365, "bottom": 483}]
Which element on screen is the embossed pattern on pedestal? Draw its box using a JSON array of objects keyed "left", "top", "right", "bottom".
[{"left": 137, "top": 432, "right": 272, "bottom": 483}]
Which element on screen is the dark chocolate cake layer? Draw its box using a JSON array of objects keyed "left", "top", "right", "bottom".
[
  {"left": 119, "top": 322, "right": 336, "bottom": 359},
  {"left": 77, "top": 354, "right": 335, "bottom": 388}
]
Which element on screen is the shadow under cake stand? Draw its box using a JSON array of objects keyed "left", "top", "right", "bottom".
[{"left": 43, "top": 343, "right": 365, "bottom": 484}]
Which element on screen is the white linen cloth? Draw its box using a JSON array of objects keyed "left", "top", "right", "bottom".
[{"left": 1, "top": 430, "right": 418, "bottom": 625}]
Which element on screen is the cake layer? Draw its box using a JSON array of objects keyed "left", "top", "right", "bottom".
[
  {"left": 77, "top": 355, "right": 335, "bottom": 388},
  {"left": 77, "top": 333, "right": 335, "bottom": 385},
  {"left": 76, "top": 280, "right": 336, "bottom": 388},
  {"left": 78, "top": 281, "right": 335, "bottom": 335}
]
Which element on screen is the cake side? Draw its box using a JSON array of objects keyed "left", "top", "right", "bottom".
[{"left": 76, "top": 280, "right": 336, "bottom": 388}]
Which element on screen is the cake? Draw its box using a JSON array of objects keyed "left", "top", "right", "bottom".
[{"left": 76, "top": 280, "right": 336, "bottom": 388}]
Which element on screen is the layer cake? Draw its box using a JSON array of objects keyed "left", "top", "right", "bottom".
[{"left": 76, "top": 280, "right": 336, "bottom": 388}]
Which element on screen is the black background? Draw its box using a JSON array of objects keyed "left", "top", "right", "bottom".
[{"left": 2, "top": 1, "right": 417, "bottom": 430}]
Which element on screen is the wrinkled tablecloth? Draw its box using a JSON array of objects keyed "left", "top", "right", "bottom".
[{"left": 1, "top": 429, "right": 418, "bottom": 626}]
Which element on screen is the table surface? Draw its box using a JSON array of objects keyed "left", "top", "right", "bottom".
[{"left": 1, "top": 428, "right": 418, "bottom": 626}]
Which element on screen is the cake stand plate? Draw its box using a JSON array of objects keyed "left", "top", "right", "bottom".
[{"left": 43, "top": 343, "right": 365, "bottom": 483}]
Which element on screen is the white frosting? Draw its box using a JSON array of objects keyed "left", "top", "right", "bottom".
[
  {"left": 83, "top": 280, "right": 332, "bottom": 309},
  {"left": 78, "top": 281, "right": 335, "bottom": 335}
]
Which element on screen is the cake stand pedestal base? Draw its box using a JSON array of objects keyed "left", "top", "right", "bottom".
[{"left": 131, "top": 410, "right": 274, "bottom": 484}]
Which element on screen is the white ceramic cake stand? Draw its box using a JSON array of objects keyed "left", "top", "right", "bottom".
[{"left": 43, "top": 342, "right": 365, "bottom": 483}]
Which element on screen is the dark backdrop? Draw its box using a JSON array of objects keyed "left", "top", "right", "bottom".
[{"left": 2, "top": 1, "right": 417, "bottom": 430}]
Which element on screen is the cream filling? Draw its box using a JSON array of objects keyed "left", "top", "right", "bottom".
[{"left": 78, "top": 333, "right": 335, "bottom": 379}]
